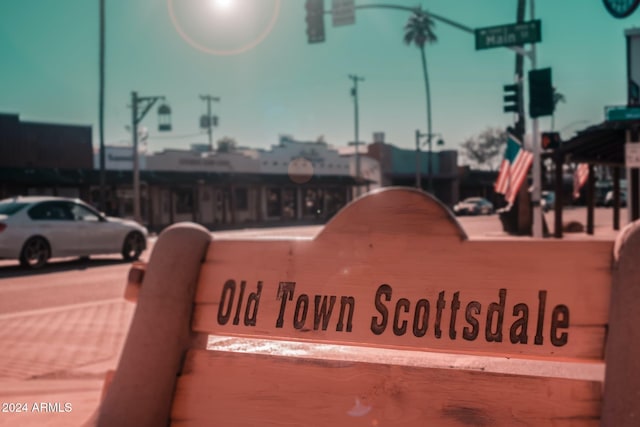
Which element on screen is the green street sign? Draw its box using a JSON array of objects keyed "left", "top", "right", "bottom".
[
  {"left": 605, "top": 105, "right": 640, "bottom": 121},
  {"left": 332, "top": 0, "right": 355, "bottom": 27},
  {"left": 475, "top": 20, "right": 541, "bottom": 50}
]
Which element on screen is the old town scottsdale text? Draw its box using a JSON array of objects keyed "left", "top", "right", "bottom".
[{"left": 216, "top": 279, "right": 569, "bottom": 347}]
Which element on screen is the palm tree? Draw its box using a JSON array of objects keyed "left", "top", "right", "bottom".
[
  {"left": 551, "top": 88, "right": 566, "bottom": 131},
  {"left": 403, "top": 9, "right": 437, "bottom": 192}
]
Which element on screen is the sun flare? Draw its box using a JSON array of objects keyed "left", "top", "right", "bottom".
[
  {"left": 210, "top": 0, "right": 233, "bottom": 11},
  {"left": 169, "top": 0, "right": 281, "bottom": 56}
]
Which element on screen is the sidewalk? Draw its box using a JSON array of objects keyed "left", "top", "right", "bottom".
[{"left": 0, "top": 300, "right": 134, "bottom": 426}]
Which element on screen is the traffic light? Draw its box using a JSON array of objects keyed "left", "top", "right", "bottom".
[
  {"left": 503, "top": 83, "right": 521, "bottom": 113},
  {"left": 305, "top": 0, "right": 325, "bottom": 44},
  {"left": 529, "top": 68, "right": 554, "bottom": 118},
  {"left": 541, "top": 132, "right": 561, "bottom": 150}
]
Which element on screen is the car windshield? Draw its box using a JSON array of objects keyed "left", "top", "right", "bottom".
[{"left": 0, "top": 202, "right": 28, "bottom": 216}]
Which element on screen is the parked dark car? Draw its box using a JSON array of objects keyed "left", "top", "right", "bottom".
[{"left": 453, "top": 197, "right": 494, "bottom": 216}]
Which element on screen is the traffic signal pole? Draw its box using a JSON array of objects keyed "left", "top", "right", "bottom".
[{"left": 530, "top": 0, "right": 543, "bottom": 238}]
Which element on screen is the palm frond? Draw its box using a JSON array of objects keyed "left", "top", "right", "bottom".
[{"left": 403, "top": 10, "right": 437, "bottom": 48}]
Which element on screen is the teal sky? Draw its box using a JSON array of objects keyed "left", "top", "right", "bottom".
[{"left": 0, "top": 0, "right": 637, "bottom": 158}]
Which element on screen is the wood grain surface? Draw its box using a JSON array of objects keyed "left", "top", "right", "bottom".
[{"left": 170, "top": 349, "right": 601, "bottom": 427}]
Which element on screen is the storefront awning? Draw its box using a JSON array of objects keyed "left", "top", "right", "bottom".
[{"left": 559, "top": 121, "right": 632, "bottom": 166}]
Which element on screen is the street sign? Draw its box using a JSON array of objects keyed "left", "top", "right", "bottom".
[
  {"left": 332, "top": 0, "right": 355, "bottom": 27},
  {"left": 605, "top": 105, "right": 640, "bottom": 121},
  {"left": 626, "top": 143, "right": 640, "bottom": 168},
  {"left": 475, "top": 20, "right": 541, "bottom": 50}
]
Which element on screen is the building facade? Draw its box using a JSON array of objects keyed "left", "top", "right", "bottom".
[
  {"left": 87, "top": 136, "right": 367, "bottom": 230},
  {"left": 1, "top": 115, "right": 470, "bottom": 232},
  {"left": 367, "top": 140, "right": 460, "bottom": 206},
  {"left": 0, "top": 113, "right": 93, "bottom": 199}
]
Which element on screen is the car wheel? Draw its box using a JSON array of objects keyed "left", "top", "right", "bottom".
[
  {"left": 19, "top": 237, "right": 50, "bottom": 269},
  {"left": 122, "top": 232, "right": 145, "bottom": 261}
]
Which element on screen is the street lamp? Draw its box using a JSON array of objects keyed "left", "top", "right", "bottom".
[
  {"left": 130, "top": 91, "right": 171, "bottom": 223},
  {"left": 415, "top": 129, "right": 444, "bottom": 192},
  {"left": 157, "top": 104, "right": 172, "bottom": 131}
]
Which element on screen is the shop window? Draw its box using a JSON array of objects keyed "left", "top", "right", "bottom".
[
  {"left": 324, "top": 187, "right": 346, "bottom": 219},
  {"left": 216, "top": 190, "right": 224, "bottom": 212},
  {"left": 234, "top": 188, "right": 248, "bottom": 211},
  {"left": 163, "top": 193, "right": 170, "bottom": 214},
  {"left": 303, "top": 188, "right": 323, "bottom": 217},
  {"left": 267, "top": 188, "right": 282, "bottom": 217},
  {"left": 174, "top": 189, "right": 193, "bottom": 214},
  {"left": 282, "top": 189, "right": 297, "bottom": 220}
]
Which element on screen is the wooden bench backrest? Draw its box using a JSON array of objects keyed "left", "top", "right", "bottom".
[{"left": 96, "top": 188, "right": 640, "bottom": 427}]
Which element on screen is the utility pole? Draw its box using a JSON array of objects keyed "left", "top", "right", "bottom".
[
  {"left": 200, "top": 95, "right": 220, "bottom": 151},
  {"left": 349, "top": 74, "right": 364, "bottom": 196},
  {"left": 131, "top": 91, "right": 165, "bottom": 223}
]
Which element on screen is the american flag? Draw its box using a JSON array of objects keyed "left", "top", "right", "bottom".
[
  {"left": 573, "top": 163, "right": 589, "bottom": 199},
  {"left": 494, "top": 133, "right": 534, "bottom": 205}
]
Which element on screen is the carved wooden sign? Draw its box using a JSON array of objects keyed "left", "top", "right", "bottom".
[
  {"left": 193, "top": 188, "right": 612, "bottom": 360},
  {"left": 98, "top": 188, "right": 640, "bottom": 427},
  {"left": 214, "top": 281, "right": 567, "bottom": 347}
]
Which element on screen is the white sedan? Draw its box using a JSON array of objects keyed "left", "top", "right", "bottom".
[{"left": 0, "top": 196, "right": 148, "bottom": 268}]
